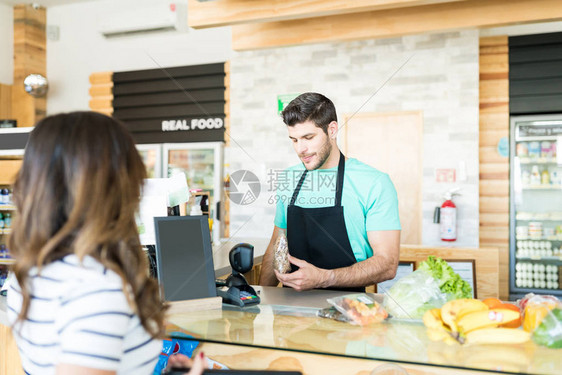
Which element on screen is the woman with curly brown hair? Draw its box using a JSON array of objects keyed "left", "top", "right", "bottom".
[{"left": 6, "top": 112, "right": 203, "bottom": 375}]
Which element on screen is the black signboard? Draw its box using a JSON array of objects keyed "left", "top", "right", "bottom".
[
  {"left": 112, "top": 62, "right": 226, "bottom": 144},
  {"left": 517, "top": 124, "right": 562, "bottom": 138},
  {"left": 509, "top": 31, "right": 562, "bottom": 115}
]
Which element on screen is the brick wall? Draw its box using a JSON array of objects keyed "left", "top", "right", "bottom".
[{"left": 226, "top": 30, "right": 480, "bottom": 247}]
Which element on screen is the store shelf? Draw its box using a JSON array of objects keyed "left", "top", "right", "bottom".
[
  {"left": 521, "top": 184, "right": 562, "bottom": 190},
  {"left": 0, "top": 258, "right": 14, "bottom": 266},
  {"left": 0, "top": 205, "right": 15, "bottom": 211},
  {"left": 516, "top": 256, "right": 562, "bottom": 265},
  {"left": 516, "top": 218, "right": 562, "bottom": 222},
  {"left": 516, "top": 212, "right": 562, "bottom": 221},
  {"left": 515, "top": 236, "right": 562, "bottom": 241},
  {"left": 517, "top": 157, "right": 559, "bottom": 164},
  {"left": 517, "top": 156, "right": 558, "bottom": 164},
  {"left": 0, "top": 228, "right": 11, "bottom": 235}
]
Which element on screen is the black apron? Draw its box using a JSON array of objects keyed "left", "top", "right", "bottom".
[{"left": 286, "top": 152, "right": 365, "bottom": 292}]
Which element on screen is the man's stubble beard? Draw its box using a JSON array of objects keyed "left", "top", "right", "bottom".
[{"left": 310, "top": 137, "right": 333, "bottom": 171}]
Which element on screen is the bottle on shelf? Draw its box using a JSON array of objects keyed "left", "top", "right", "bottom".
[
  {"left": 0, "top": 213, "right": 4, "bottom": 229},
  {"left": 541, "top": 168, "right": 550, "bottom": 185},
  {"left": 521, "top": 170, "right": 531, "bottom": 185},
  {"left": 529, "top": 141, "right": 541, "bottom": 158},
  {"left": 541, "top": 141, "right": 553, "bottom": 158},
  {"left": 3, "top": 213, "right": 10, "bottom": 228},
  {"left": 517, "top": 142, "right": 528, "bottom": 157},
  {"left": 0, "top": 188, "right": 8, "bottom": 204},
  {"left": 530, "top": 165, "right": 541, "bottom": 185},
  {"left": 0, "top": 269, "right": 7, "bottom": 288}
]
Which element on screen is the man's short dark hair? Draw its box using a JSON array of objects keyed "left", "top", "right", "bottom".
[{"left": 281, "top": 92, "right": 337, "bottom": 134}]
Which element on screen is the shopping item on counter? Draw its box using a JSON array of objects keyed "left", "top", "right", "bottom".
[
  {"left": 327, "top": 294, "right": 388, "bottom": 325},
  {"left": 272, "top": 229, "right": 291, "bottom": 274},
  {"left": 317, "top": 306, "right": 351, "bottom": 323},
  {"left": 383, "top": 256, "right": 472, "bottom": 319},
  {"left": 517, "top": 293, "right": 562, "bottom": 348},
  {"left": 518, "top": 293, "right": 561, "bottom": 332},
  {"left": 533, "top": 307, "right": 562, "bottom": 348},
  {"left": 423, "top": 299, "right": 529, "bottom": 345}
]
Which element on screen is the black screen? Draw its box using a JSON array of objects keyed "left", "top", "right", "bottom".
[{"left": 154, "top": 216, "right": 216, "bottom": 301}]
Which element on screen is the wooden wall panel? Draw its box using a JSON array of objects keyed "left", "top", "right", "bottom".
[
  {"left": 0, "top": 160, "right": 22, "bottom": 185},
  {"left": 88, "top": 72, "right": 113, "bottom": 116},
  {"left": 11, "top": 4, "right": 46, "bottom": 127},
  {"left": 479, "top": 36, "right": 509, "bottom": 300},
  {"left": 0, "top": 84, "right": 12, "bottom": 119},
  {"left": 0, "top": 325, "right": 24, "bottom": 375},
  {"left": 188, "top": 0, "right": 468, "bottom": 28},
  {"left": 342, "top": 111, "right": 423, "bottom": 245},
  {"left": 232, "top": 0, "right": 562, "bottom": 50}
]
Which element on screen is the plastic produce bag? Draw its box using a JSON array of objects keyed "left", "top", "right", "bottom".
[
  {"left": 273, "top": 229, "right": 291, "bottom": 274},
  {"left": 317, "top": 306, "right": 351, "bottom": 323},
  {"left": 327, "top": 293, "right": 388, "bottom": 325},
  {"left": 382, "top": 268, "right": 447, "bottom": 319},
  {"left": 533, "top": 307, "right": 562, "bottom": 348},
  {"left": 517, "top": 293, "right": 562, "bottom": 348},
  {"left": 518, "top": 293, "right": 560, "bottom": 333}
]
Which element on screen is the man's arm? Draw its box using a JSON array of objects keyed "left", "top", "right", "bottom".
[
  {"left": 259, "top": 226, "right": 282, "bottom": 286},
  {"left": 275, "top": 230, "right": 400, "bottom": 291}
]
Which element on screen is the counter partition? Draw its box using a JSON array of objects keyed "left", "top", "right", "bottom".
[{"left": 166, "top": 286, "right": 561, "bottom": 375}]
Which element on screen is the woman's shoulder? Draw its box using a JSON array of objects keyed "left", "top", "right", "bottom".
[{"left": 28, "top": 255, "right": 129, "bottom": 309}]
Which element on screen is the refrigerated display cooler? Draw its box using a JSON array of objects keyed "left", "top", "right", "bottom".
[
  {"left": 136, "top": 142, "right": 224, "bottom": 244},
  {"left": 510, "top": 114, "right": 562, "bottom": 299}
]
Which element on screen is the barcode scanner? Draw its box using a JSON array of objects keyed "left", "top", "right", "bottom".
[{"left": 216, "top": 243, "right": 260, "bottom": 307}]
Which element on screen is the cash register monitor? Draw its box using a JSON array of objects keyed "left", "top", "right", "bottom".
[{"left": 154, "top": 216, "right": 217, "bottom": 302}]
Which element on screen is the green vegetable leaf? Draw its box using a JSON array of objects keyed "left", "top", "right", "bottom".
[{"left": 418, "top": 256, "right": 472, "bottom": 300}]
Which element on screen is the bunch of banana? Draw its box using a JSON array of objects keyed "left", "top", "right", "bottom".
[{"left": 423, "top": 299, "right": 530, "bottom": 345}]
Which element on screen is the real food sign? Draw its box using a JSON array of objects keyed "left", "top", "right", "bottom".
[
  {"left": 112, "top": 63, "right": 227, "bottom": 144},
  {"left": 162, "top": 118, "right": 224, "bottom": 131}
]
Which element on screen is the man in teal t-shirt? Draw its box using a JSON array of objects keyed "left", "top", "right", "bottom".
[{"left": 260, "top": 92, "right": 401, "bottom": 291}]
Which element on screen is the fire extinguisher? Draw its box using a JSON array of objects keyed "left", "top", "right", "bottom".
[{"left": 434, "top": 188, "right": 461, "bottom": 242}]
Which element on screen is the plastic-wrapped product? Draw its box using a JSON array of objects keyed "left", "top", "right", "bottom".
[
  {"left": 533, "top": 307, "right": 562, "bottom": 348},
  {"left": 518, "top": 293, "right": 560, "bottom": 333},
  {"left": 317, "top": 306, "right": 351, "bottom": 323},
  {"left": 327, "top": 294, "right": 388, "bottom": 325},
  {"left": 273, "top": 229, "right": 291, "bottom": 274},
  {"left": 382, "top": 268, "right": 447, "bottom": 319}
]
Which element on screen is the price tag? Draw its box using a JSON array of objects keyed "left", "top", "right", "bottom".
[{"left": 357, "top": 295, "right": 373, "bottom": 305}]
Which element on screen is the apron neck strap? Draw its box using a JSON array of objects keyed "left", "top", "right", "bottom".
[
  {"left": 289, "top": 169, "right": 307, "bottom": 206},
  {"left": 289, "top": 151, "right": 346, "bottom": 207},
  {"left": 335, "top": 151, "right": 345, "bottom": 207}
]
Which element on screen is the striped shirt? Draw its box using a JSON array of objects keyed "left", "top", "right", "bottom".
[{"left": 7, "top": 255, "right": 162, "bottom": 375}]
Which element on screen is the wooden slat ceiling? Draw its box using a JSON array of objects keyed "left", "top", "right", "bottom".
[
  {"left": 188, "top": 0, "right": 467, "bottom": 28},
  {"left": 187, "top": 0, "right": 562, "bottom": 51}
]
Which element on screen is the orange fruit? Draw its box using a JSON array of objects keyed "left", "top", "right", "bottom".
[
  {"left": 482, "top": 297, "right": 502, "bottom": 309},
  {"left": 498, "top": 303, "right": 521, "bottom": 328},
  {"left": 499, "top": 303, "right": 520, "bottom": 312}
]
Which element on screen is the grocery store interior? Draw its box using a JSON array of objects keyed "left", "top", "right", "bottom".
[{"left": 1, "top": 1, "right": 562, "bottom": 374}]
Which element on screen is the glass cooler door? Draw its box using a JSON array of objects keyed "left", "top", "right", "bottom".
[
  {"left": 510, "top": 114, "right": 562, "bottom": 298},
  {"left": 163, "top": 142, "right": 224, "bottom": 243},
  {"left": 136, "top": 144, "right": 162, "bottom": 178}
]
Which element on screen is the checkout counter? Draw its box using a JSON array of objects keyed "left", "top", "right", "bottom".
[
  {"left": 166, "top": 286, "right": 561, "bottom": 375},
  {"left": 1, "top": 243, "right": 561, "bottom": 374}
]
